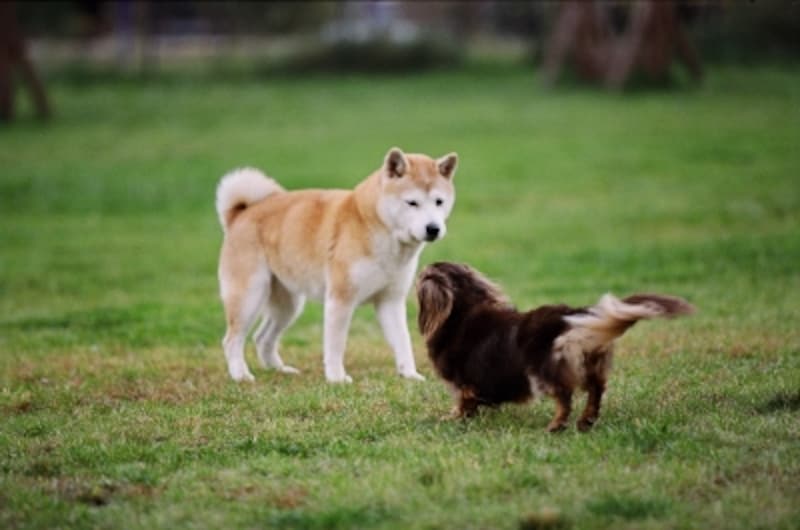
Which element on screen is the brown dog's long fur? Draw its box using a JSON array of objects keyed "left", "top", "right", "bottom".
[{"left": 416, "top": 262, "right": 694, "bottom": 432}]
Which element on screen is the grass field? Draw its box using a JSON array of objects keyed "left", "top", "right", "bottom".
[{"left": 1, "top": 65, "right": 799, "bottom": 529}]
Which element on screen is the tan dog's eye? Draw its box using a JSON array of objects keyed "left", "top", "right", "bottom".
[
  {"left": 406, "top": 200, "right": 419, "bottom": 208},
  {"left": 435, "top": 198, "right": 444, "bottom": 206}
]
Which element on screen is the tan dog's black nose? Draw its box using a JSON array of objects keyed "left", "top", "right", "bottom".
[{"left": 425, "top": 224, "right": 440, "bottom": 241}]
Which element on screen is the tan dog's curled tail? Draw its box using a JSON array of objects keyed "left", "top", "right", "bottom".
[
  {"left": 215, "top": 168, "right": 284, "bottom": 231},
  {"left": 562, "top": 293, "right": 695, "bottom": 343}
]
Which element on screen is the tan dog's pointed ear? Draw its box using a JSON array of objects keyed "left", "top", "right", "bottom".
[
  {"left": 384, "top": 147, "right": 408, "bottom": 178},
  {"left": 417, "top": 275, "right": 453, "bottom": 339},
  {"left": 437, "top": 152, "right": 458, "bottom": 179}
]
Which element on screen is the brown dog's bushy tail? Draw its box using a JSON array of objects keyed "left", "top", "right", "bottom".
[
  {"left": 562, "top": 293, "right": 694, "bottom": 342},
  {"left": 620, "top": 293, "right": 695, "bottom": 318},
  {"left": 215, "top": 168, "right": 284, "bottom": 232}
]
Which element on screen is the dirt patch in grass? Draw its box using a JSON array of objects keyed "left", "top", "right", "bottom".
[
  {"left": 5, "top": 351, "right": 225, "bottom": 410},
  {"left": 51, "top": 477, "right": 161, "bottom": 506},
  {"left": 24, "top": 458, "right": 63, "bottom": 478},
  {"left": 96, "top": 371, "right": 217, "bottom": 406},
  {"left": 519, "top": 507, "right": 570, "bottom": 530},
  {"left": 4, "top": 399, "right": 37, "bottom": 415},
  {"left": 267, "top": 486, "right": 309, "bottom": 509}
]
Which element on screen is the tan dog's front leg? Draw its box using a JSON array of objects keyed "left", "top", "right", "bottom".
[
  {"left": 376, "top": 297, "right": 425, "bottom": 381},
  {"left": 323, "top": 296, "right": 355, "bottom": 383}
]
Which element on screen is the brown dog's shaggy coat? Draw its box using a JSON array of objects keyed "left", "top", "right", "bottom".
[{"left": 416, "top": 262, "right": 694, "bottom": 432}]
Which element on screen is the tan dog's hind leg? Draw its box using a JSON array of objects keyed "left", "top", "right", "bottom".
[
  {"left": 254, "top": 280, "right": 304, "bottom": 374},
  {"left": 219, "top": 246, "right": 270, "bottom": 382}
]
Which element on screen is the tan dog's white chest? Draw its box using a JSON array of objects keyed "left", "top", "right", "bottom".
[{"left": 349, "top": 239, "right": 422, "bottom": 303}]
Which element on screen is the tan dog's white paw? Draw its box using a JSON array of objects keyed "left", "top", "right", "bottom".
[
  {"left": 276, "top": 365, "right": 300, "bottom": 375},
  {"left": 229, "top": 365, "right": 255, "bottom": 382},
  {"left": 326, "top": 373, "right": 353, "bottom": 384},
  {"left": 401, "top": 371, "right": 426, "bottom": 381}
]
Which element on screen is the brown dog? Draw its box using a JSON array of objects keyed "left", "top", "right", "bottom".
[{"left": 416, "top": 262, "right": 694, "bottom": 432}]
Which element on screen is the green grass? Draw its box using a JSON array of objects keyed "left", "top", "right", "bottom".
[{"left": 1, "top": 65, "right": 799, "bottom": 529}]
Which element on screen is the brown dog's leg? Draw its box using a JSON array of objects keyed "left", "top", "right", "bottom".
[
  {"left": 446, "top": 387, "right": 478, "bottom": 419},
  {"left": 442, "top": 387, "right": 480, "bottom": 419},
  {"left": 458, "top": 399, "right": 480, "bottom": 418},
  {"left": 547, "top": 387, "right": 573, "bottom": 432},
  {"left": 458, "top": 387, "right": 481, "bottom": 418},
  {"left": 577, "top": 375, "right": 606, "bottom": 432}
]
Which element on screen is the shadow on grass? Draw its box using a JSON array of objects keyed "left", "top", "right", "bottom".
[
  {"left": 756, "top": 391, "right": 800, "bottom": 414},
  {"left": 266, "top": 503, "right": 396, "bottom": 530},
  {"left": 586, "top": 494, "right": 670, "bottom": 521}
]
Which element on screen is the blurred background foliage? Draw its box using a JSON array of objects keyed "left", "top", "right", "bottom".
[{"left": 10, "top": 0, "right": 800, "bottom": 83}]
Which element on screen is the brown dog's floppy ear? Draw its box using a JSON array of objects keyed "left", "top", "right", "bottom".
[
  {"left": 417, "top": 275, "right": 453, "bottom": 339},
  {"left": 437, "top": 152, "right": 458, "bottom": 179},
  {"left": 384, "top": 147, "right": 407, "bottom": 178}
]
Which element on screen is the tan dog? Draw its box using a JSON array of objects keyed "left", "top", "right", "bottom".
[{"left": 216, "top": 147, "right": 458, "bottom": 383}]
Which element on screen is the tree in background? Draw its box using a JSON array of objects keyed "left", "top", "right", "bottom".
[
  {"left": 542, "top": 1, "right": 703, "bottom": 89},
  {"left": 0, "top": 1, "right": 51, "bottom": 122}
]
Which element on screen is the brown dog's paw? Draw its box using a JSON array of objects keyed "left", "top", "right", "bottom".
[
  {"left": 440, "top": 406, "right": 465, "bottom": 421},
  {"left": 576, "top": 417, "right": 596, "bottom": 432},
  {"left": 546, "top": 421, "right": 567, "bottom": 433}
]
